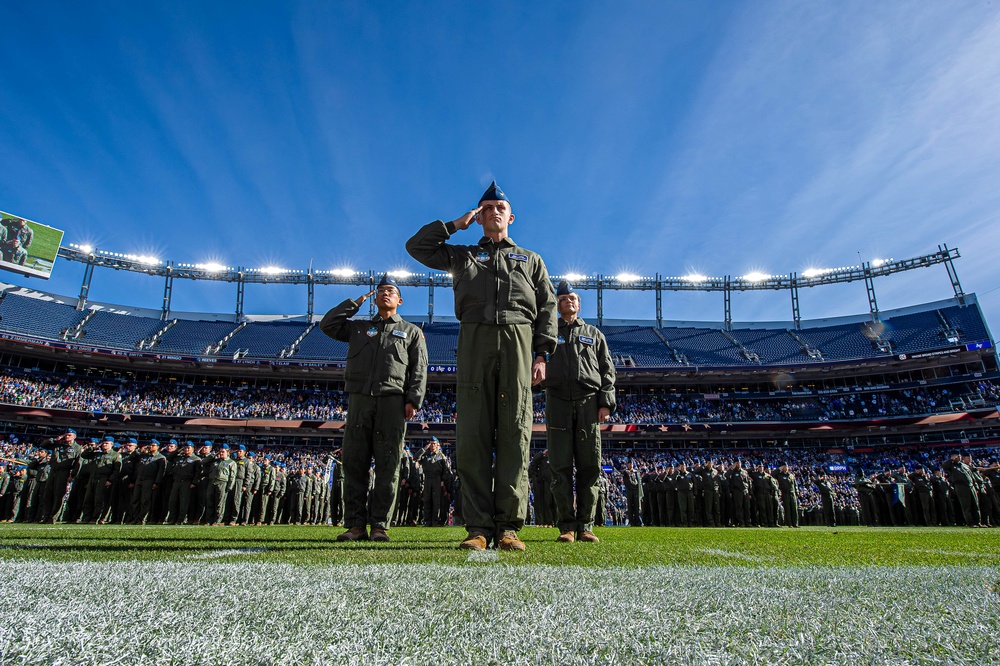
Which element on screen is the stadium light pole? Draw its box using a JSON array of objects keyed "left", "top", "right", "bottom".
[
  {"left": 236, "top": 267, "right": 245, "bottom": 319},
  {"left": 76, "top": 251, "right": 96, "bottom": 311},
  {"left": 427, "top": 272, "right": 435, "bottom": 324},
  {"left": 863, "top": 262, "right": 879, "bottom": 322},
  {"left": 790, "top": 272, "right": 801, "bottom": 330},
  {"left": 655, "top": 274, "right": 663, "bottom": 328},
  {"left": 162, "top": 262, "right": 174, "bottom": 321},
  {"left": 941, "top": 243, "right": 966, "bottom": 304}
]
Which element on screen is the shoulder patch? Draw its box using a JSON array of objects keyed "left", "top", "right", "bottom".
[
  {"left": 579, "top": 335, "right": 595, "bottom": 345},
  {"left": 476, "top": 251, "right": 490, "bottom": 262},
  {"left": 391, "top": 329, "right": 408, "bottom": 339},
  {"left": 508, "top": 253, "right": 528, "bottom": 261}
]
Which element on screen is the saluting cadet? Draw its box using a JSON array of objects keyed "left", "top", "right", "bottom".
[
  {"left": 943, "top": 452, "right": 981, "bottom": 526},
  {"left": 774, "top": 463, "right": 799, "bottom": 527},
  {"left": 320, "top": 274, "right": 428, "bottom": 542},
  {"left": 40, "top": 428, "right": 81, "bottom": 522},
  {"left": 82, "top": 436, "right": 121, "bottom": 524},
  {"left": 544, "top": 281, "right": 615, "bottom": 543},
  {"left": 132, "top": 440, "right": 166, "bottom": 525},
  {"left": 207, "top": 444, "right": 237, "bottom": 525},
  {"left": 407, "top": 181, "right": 557, "bottom": 551},
  {"left": 165, "top": 441, "right": 200, "bottom": 525},
  {"left": 417, "top": 437, "right": 451, "bottom": 527},
  {"left": 258, "top": 456, "right": 276, "bottom": 526},
  {"left": 114, "top": 439, "right": 140, "bottom": 524}
]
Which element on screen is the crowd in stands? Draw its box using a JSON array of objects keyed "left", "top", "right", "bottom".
[
  {"left": 1, "top": 367, "right": 995, "bottom": 425},
  {"left": 2, "top": 430, "right": 997, "bottom": 530}
]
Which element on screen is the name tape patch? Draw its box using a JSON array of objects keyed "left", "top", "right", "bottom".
[
  {"left": 508, "top": 253, "right": 528, "bottom": 261},
  {"left": 391, "top": 329, "right": 408, "bottom": 339},
  {"left": 579, "top": 335, "right": 595, "bottom": 345}
]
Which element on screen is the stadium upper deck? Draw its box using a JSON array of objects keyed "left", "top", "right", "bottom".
[{"left": 0, "top": 283, "right": 993, "bottom": 371}]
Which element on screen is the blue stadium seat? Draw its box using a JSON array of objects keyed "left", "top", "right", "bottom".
[{"left": 0, "top": 293, "right": 86, "bottom": 338}]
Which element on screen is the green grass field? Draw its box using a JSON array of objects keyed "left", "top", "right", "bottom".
[
  {"left": 2, "top": 524, "right": 999, "bottom": 566},
  {"left": 2, "top": 525, "right": 999, "bottom": 664}
]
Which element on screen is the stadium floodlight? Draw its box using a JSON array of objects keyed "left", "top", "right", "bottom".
[
  {"left": 260, "top": 266, "right": 285, "bottom": 275},
  {"left": 682, "top": 273, "right": 708, "bottom": 283},
  {"left": 197, "top": 262, "right": 227, "bottom": 273},
  {"left": 78, "top": 244, "right": 93, "bottom": 254},
  {"left": 872, "top": 258, "right": 891, "bottom": 267},
  {"left": 388, "top": 270, "right": 412, "bottom": 278},
  {"left": 616, "top": 272, "right": 640, "bottom": 283},
  {"left": 135, "top": 255, "right": 160, "bottom": 265},
  {"left": 801, "top": 268, "right": 832, "bottom": 279},
  {"left": 330, "top": 268, "right": 355, "bottom": 277},
  {"left": 564, "top": 273, "right": 587, "bottom": 282},
  {"left": 742, "top": 271, "right": 769, "bottom": 283}
]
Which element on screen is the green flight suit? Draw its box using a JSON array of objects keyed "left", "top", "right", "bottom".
[
  {"left": 208, "top": 457, "right": 237, "bottom": 524},
  {"left": 258, "top": 463, "right": 276, "bottom": 524},
  {"left": 406, "top": 220, "right": 557, "bottom": 537},
  {"left": 320, "top": 298, "right": 427, "bottom": 532},
  {"left": 84, "top": 449, "right": 122, "bottom": 523},
  {"left": 544, "top": 316, "right": 616, "bottom": 535},
  {"left": 166, "top": 454, "right": 201, "bottom": 524}
]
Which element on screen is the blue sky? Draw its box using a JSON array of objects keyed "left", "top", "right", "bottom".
[{"left": 2, "top": 2, "right": 1000, "bottom": 328}]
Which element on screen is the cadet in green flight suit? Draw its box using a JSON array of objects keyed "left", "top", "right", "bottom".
[
  {"left": 544, "top": 281, "right": 615, "bottom": 543},
  {"left": 406, "top": 181, "right": 558, "bottom": 551},
  {"left": 320, "top": 274, "right": 428, "bottom": 542},
  {"left": 207, "top": 444, "right": 237, "bottom": 525}
]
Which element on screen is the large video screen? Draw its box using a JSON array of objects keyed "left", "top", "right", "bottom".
[{"left": 0, "top": 210, "right": 64, "bottom": 279}]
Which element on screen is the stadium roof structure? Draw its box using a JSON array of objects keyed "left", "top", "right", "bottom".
[{"left": 59, "top": 244, "right": 966, "bottom": 328}]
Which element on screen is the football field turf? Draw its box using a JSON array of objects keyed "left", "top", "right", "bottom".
[{"left": 2, "top": 525, "right": 998, "bottom": 664}]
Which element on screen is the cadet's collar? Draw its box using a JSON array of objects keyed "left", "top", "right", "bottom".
[
  {"left": 372, "top": 313, "right": 402, "bottom": 324},
  {"left": 560, "top": 317, "right": 585, "bottom": 328},
  {"left": 478, "top": 236, "right": 516, "bottom": 249}
]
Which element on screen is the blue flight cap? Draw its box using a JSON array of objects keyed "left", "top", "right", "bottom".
[
  {"left": 90, "top": 438, "right": 100, "bottom": 444},
  {"left": 149, "top": 439, "right": 160, "bottom": 447},
  {"left": 556, "top": 281, "right": 573, "bottom": 297},
  {"left": 104, "top": 436, "right": 115, "bottom": 443},
  {"left": 65, "top": 428, "right": 77, "bottom": 435},
  {"left": 128, "top": 438, "right": 138, "bottom": 445},
  {"left": 203, "top": 440, "right": 213, "bottom": 447},
  {"left": 238, "top": 444, "right": 247, "bottom": 451},
  {"left": 247, "top": 451, "right": 256, "bottom": 458},
  {"left": 185, "top": 440, "right": 195, "bottom": 448},
  {"left": 169, "top": 439, "right": 178, "bottom": 445},
  {"left": 430, "top": 436, "right": 439, "bottom": 443},
  {"left": 219, "top": 443, "right": 230, "bottom": 450},
  {"left": 377, "top": 273, "right": 399, "bottom": 293},
  {"left": 478, "top": 180, "right": 509, "bottom": 205},
  {"left": 264, "top": 455, "right": 272, "bottom": 460}
]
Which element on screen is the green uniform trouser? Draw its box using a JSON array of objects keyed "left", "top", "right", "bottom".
[
  {"left": 209, "top": 484, "right": 228, "bottom": 524},
  {"left": 456, "top": 322, "right": 533, "bottom": 536},
  {"left": 546, "top": 393, "right": 601, "bottom": 534},
  {"left": 342, "top": 392, "right": 405, "bottom": 530},
  {"left": 166, "top": 480, "right": 195, "bottom": 524},
  {"left": 953, "top": 484, "right": 980, "bottom": 526}
]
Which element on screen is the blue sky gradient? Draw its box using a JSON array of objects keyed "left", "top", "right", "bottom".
[{"left": 2, "top": 2, "right": 999, "bottom": 326}]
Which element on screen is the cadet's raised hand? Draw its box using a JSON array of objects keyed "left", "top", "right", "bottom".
[
  {"left": 354, "top": 289, "right": 377, "bottom": 306},
  {"left": 599, "top": 407, "right": 611, "bottom": 423},
  {"left": 449, "top": 206, "right": 482, "bottom": 231}
]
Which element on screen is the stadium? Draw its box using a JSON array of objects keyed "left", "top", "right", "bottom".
[
  {"left": 2, "top": 241, "right": 999, "bottom": 663},
  {"left": 4, "top": 4, "right": 1000, "bottom": 665}
]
